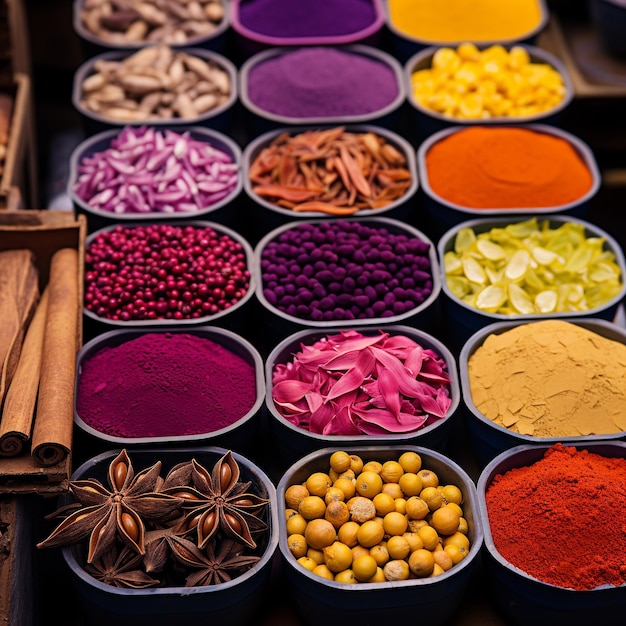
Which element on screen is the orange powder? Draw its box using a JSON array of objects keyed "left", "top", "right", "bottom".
[
  {"left": 388, "top": 0, "right": 543, "bottom": 43},
  {"left": 424, "top": 126, "right": 594, "bottom": 209}
]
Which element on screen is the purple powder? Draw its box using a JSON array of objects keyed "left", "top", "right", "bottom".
[
  {"left": 238, "top": 0, "right": 377, "bottom": 38},
  {"left": 260, "top": 220, "right": 434, "bottom": 321},
  {"left": 246, "top": 47, "right": 400, "bottom": 118},
  {"left": 76, "top": 333, "right": 257, "bottom": 438}
]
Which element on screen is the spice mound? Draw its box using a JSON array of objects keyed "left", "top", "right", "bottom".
[
  {"left": 388, "top": 0, "right": 543, "bottom": 43},
  {"left": 238, "top": 0, "right": 378, "bottom": 39},
  {"left": 248, "top": 126, "right": 413, "bottom": 215},
  {"left": 246, "top": 46, "right": 400, "bottom": 120},
  {"left": 272, "top": 329, "right": 452, "bottom": 435},
  {"left": 260, "top": 220, "right": 434, "bottom": 321},
  {"left": 411, "top": 42, "right": 566, "bottom": 120},
  {"left": 444, "top": 217, "right": 623, "bottom": 316},
  {"left": 37, "top": 449, "right": 271, "bottom": 588},
  {"left": 425, "top": 127, "right": 594, "bottom": 209},
  {"left": 79, "top": 43, "right": 232, "bottom": 123},
  {"left": 76, "top": 332, "right": 257, "bottom": 438},
  {"left": 467, "top": 320, "right": 626, "bottom": 437},
  {"left": 485, "top": 443, "right": 626, "bottom": 590},
  {"left": 84, "top": 223, "right": 251, "bottom": 322},
  {"left": 78, "top": 0, "right": 225, "bottom": 46},
  {"left": 73, "top": 126, "right": 240, "bottom": 215}
]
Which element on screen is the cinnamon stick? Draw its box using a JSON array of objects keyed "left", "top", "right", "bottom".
[
  {"left": 0, "top": 249, "right": 40, "bottom": 409},
  {"left": 31, "top": 248, "right": 79, "bottom": 467},
  {"left": 0, "top": 288, "right": 49, "bottom": 456}
]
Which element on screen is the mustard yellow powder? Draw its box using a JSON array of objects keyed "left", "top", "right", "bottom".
[
  {"left": 388, "top": 0, "right": 543, "bottom": 43},
  {"left": 467, "top": 320, "right": 626, "bottom": 438}
]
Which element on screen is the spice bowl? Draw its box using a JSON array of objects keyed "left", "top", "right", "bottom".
[
  {"left": 277, "top": 445, "right": 484, "bottom": 626},
  {"left": 68, "top": 125, "right": 243, "bottom": 234},
  {"left": 73, "top": 0, "right": 229, "bottom": 58},
  {"left": 417, "top": 124, "right": 601, "bottom": 238},
  {"left": 83, "top": 220, "right": 256, "bottom": 335},
  {"left": 385, "top": 0, "right": 549, "bottom": 61},
  {"left": 437, "top": 215, "right": 626, "bottom": 350},
  {"left": 238, "top": 44, "right": 406, "bottom": 137},
  {"left": 72, "top": 46, "right": 237, "bottom": 136},
  {"left": 404, "top": 43, "right": 573, "bottom": 140},
  {"left": 477, "top": 441, "right": 626, "bottom": 626},
  {"left": 74, "top": 326, "right": 266, "bottom": 461},
  {"left": 57, "top": 446, "right": 279, "bottom": 626},
  {"left": 229, "top": 0, "right": 386, "bottom": 58},
  {"left": 459, "top": 318, "right": 626, "bottom": 468},
  {"left": 241, "top": 124, "right": 419, "bottom": 235},
  {"left": 252, "top": 216, "right": 442, "bottom": 350},
  {"left": 265, "top": 325, "right": 460, "bottom": 470}
]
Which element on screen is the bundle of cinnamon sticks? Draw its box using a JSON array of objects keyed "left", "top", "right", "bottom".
[{"left": 0, "top": 247, "right": 79, "bottom": 466}]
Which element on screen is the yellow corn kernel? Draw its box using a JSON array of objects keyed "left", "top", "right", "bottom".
[
  {"left": 458, "top": 93, "right": 484, "bottom": 119},
  {"left": 454, "top": 62, "right": 480, "bottom": 89},
  {"left": 481, "top": 44, "right": 509, "bottom": 63},
  {"left": 507, "top": 46, "right": 531, "bottom": 70},
  {"left": 431, "top": 47, "right": 461, "bottom": 73},
  {"left": 457, "top": 42, "right": 481, "bottom": 61}
]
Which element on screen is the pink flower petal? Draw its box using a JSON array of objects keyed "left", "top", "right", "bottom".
[
  {"left": 272, "top": 379, "right": 316, "bottom": 403},
  {"left": 377, "top": 368, "right": 401, "bottom": 417},
  {"left": 308, "top": 402, "right": 336, "bottom": 434},
  {"left": 404, "top": 345, "right": 425, "bottom": 376},
  {"left": 369, "top": 346, "right": 426, "bottom": 397},
  {"left": 323, "top": 349, "right": 376, "bottom": 403},
  {"left": 323, "top": 405, "right": 361, "bottom": 436},
  {"left": 352, "top": 405, "right": 428, "bottom": 433}
]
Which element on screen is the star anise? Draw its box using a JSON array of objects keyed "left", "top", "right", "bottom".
[
  {"left": 37, "top": 449, "right": 186, "bottom": 563},
  {"left": 169, "top": 535, "right": 261, "bottom": 586},
  {"left": 83, "top": 544, "right": 160, "bottom": 589},
  {"left": 142, "top": 520, "right": 189, "bottom": 574},
  {"left": 163, "top": 450, "right": 270, "bottom": 549}
]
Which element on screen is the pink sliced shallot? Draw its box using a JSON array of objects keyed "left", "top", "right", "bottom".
[{"left": 73, "top": 126, "right": 239, "bottom": 214}]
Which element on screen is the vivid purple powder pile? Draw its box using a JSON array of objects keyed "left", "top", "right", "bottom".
[
  {"left": 239, "top": 0, "right": 377, "bottom": 38},
  {"left": 76, "top": 332, "right": 257, "bottom": 439},
  {"left": 246, "top": 46, "right": 400, "bottom": 119},
  {"left": 260, "top": 221, "right": 434, "bottom": 321}
]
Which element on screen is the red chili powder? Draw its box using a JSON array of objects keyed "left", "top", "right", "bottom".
[
  {"left": 485, "top": 443, "right": 626, "bottom": 591},
  {"left": 76, "top": 333, "right": 257, "bottom": 438}
]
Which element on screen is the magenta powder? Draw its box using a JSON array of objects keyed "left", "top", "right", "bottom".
[
  {"left": 246, "top": 47, "right": 400, "bottom": 118},
  {"left": 238, "top": 0, "right": 377, "bottom": 38},
  {"left": 76, "top": 333, "right": 257, "bottom": 438}
]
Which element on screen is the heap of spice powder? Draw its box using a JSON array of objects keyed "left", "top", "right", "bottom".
[
  {"left": 245, "top": 46, "right": 400, "bottom": 120},
  {"left": 467, "top": 320, "right": 626, "bottom": 438},
  {"left": 76, "top": 332, "right": 257, "bottom": 438},
  {"left": 388, "top": 0, "right": 543, "bottom": 43},
  {"left": 238, "top": 0, "right": 378, "bottom": 39},
  {"left": 425, "top": 126, "right": 594, "bottom": 209},
  {"left": 248, "top": 126, "right": 413, "bottom": 215},
  {"left": 272, "top": 329, "right": 452, "bottom": 435},
  {"left": 485, "top": 443, "right": 626, "bottom": 590}
]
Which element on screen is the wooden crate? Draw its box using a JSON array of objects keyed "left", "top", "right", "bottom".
[
  {"left": 0, "top": 0, "right": 37, "bottom": 208},
  {"left": 0, "top": 496, "right": 36, "bottom": 626},
  {"left": 0, "top": 72, "right": 36, "bottom": 209},
  {"left": 0, "top": 210, "right": 85, "bottom": 495}
]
